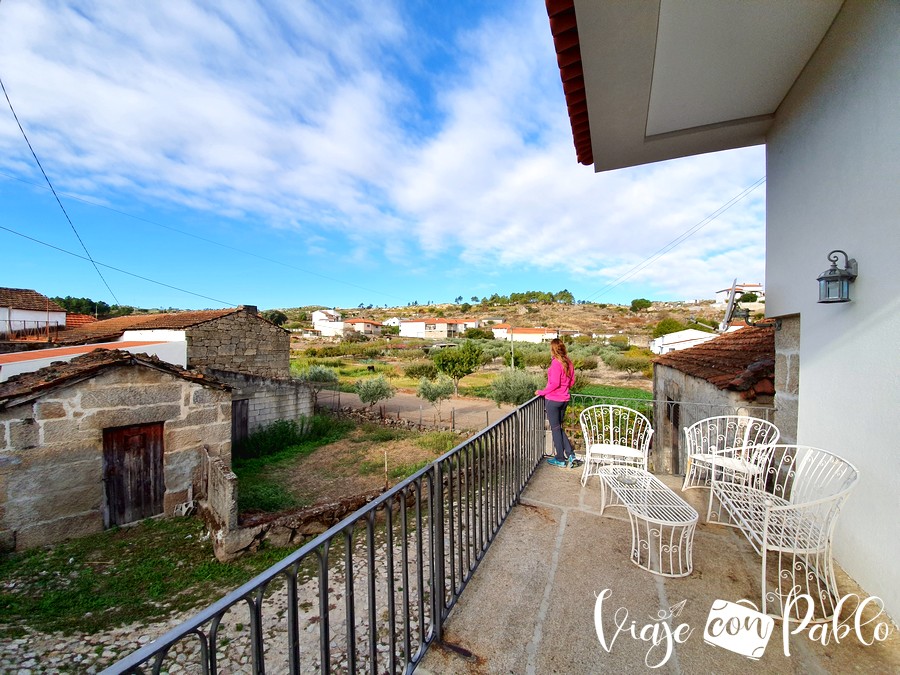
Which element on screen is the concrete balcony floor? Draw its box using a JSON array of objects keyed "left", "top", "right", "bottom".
[{"left": 419, "top": 464, "right": 900, "bottom": 674}]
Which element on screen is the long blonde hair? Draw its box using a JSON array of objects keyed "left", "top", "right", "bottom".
[{"left": 550, "top": 338, "right": 573, "bottom": 378}]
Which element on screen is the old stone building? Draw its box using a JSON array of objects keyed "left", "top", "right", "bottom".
[
  {"left": 652, "top": 326, "right": 776, "bottom": 475},
  {"left": 55, "top": 305, "right": 290, "bottom": 378},
  {"left": 0, "top": 349, "right": 232, "bottom": 551}
]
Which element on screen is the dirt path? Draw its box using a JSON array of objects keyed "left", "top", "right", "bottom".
[{"left": 323, "top": 390, "right": 519, "bottom": 432}]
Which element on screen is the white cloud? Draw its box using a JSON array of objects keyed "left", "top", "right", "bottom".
[{"left": 0, "top": 0, "right": 767, "bottom": 305}]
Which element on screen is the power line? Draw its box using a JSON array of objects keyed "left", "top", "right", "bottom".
[
  {"left": 0, "top": 223, "right": 237, "bottom": 307},
  {"left": 0, "top": 75, "right": 121, "bottom": 305},
  {"left": 585, "top": 176, "right": 766, "bottom": 301},
  {"left": 0, "top": 169, "right": 405, "bottom": 303}
]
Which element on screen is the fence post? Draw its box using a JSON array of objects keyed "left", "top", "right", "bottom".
[{"left": 431, "top": 460, "right": 446, "bottom": 642}]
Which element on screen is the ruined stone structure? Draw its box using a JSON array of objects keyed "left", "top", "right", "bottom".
[{"left": 0, "top": 350, "right": 232, "bottom": 551}]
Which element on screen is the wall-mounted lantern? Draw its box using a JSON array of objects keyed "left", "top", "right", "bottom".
[{"left": 817, "top": 250, "right": 858, "bottom": 303}]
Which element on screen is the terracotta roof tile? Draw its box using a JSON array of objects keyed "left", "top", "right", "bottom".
[
  {"left": 545, "top": 0, "right": 593, "bottom": 165},
  {"left": 653, "top": 326, "right": 776, "bottom": 401},
  {"left": 63, "top": 313, "right": 99, "bottom": 327},
  {"left": 53, "top": 308, "right": 242, "bottom": 344},
  {"left": 0, "top": 287, "right": 66, "bottom": 313},
  {"left": 0, "top": 349, "right": 228, "bottom": 408}
]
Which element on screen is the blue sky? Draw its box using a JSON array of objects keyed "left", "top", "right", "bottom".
[{"left": 0, "top": 1, "right": 766, "bottom": 312}]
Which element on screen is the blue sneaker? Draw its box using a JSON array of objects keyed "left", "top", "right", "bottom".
[
  {"left": 547, "top": 458, "right": 567, "bottom": 468},
  {"left": 567, "top": 455, "right": 584, "bottom": 468}
]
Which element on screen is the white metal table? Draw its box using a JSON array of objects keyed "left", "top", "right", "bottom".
[{"left": 598, "top": 466, "right": 698, "bottom": 577}]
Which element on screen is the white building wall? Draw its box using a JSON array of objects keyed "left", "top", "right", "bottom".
[
  {"left": 766, "top": 0, "right": 900, "bottom": 620},
  {"left": 399, "top": 322, "right": 425, "bottom": 338},
  {"left": 121, "top": 329, "right": 186, "bottom": 342},
  {"left": 2, "top": 308, "right": 66, "bottom": 331}
]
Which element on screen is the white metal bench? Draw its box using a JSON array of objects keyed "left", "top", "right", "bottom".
[
  {"left": 709, "top": 445, "right": 859, "bottom": 622},
  {"left": 598, "top": 466, "right": 698, "bottom": 577}
]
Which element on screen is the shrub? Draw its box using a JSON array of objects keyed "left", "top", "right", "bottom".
[
  {"left": 404, "top": 361, "right": 438, "bottom": 380},
  {"left": 574, "top": 356, "right": 598, "bottom": 370},
  {"left": 295, "top": 364, "right": 339, "bottom": 408},
  {"left": 491, "top": 369, "right": 545, "bottom": 406},
  {"left": 608, "top": 335, "right": 629, "bottom": 350},
  {"left": 234, "top": 415, "right": 338, "bottom": 460},
  {"left": 630, "top": 298, "right": 652, "bottom": 312},
  {"left": 463, "top": 327, "right": 494, "bottom": 340},
  {"left": 356, "top": 376, "right": 395, "bottom": 406},
  {"left": 652, "top": 318, "right": 686, "bottom": 338},
  {"left": 524, "top": 351, "right": 551, "bottom": 368}
]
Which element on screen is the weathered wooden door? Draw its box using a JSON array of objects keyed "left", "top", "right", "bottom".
[
  {"left": 102, "top": 423, "right": 165, "bottom": 527},
  {"left": 232, "top": 399, "right": 249, "bottom": 449}
]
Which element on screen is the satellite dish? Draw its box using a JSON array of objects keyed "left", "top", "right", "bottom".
[{"left": 719, "top": 279, "right": 738, "bottom": 332}]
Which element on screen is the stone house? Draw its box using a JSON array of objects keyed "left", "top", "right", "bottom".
[
  {"left": 652, "top": 326, "right": 776, "bottom": 475},
  {"left": 0, "top": 349, "right": 233, "bottom": 551},
  {"left": 55, "top": 305, "right": 289, "bottom": 378},
  {"left": 51, "top": 305, "right": 309, "bottom": 442}
]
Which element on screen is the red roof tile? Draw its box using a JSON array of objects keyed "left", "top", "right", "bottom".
[
  {"left": 0, "top": 349, "right": 227, "bottom": 408},
  {"left": 53, "top": 308, "right": 243, "bottom": 344},
  {"left": 545, "top": 0, "right": 593, "bottom": 165},
  {"left": 64, "top": 313, "right": 98, "bottom": 327},
  {"left": 653, "top": 326, "right": 776, "bottom": 401},
  {"left": 0, "top": 287, "right": 66, "bottom": 313}
]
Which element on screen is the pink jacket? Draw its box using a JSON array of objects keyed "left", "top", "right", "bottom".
[{"left": 536, "top": 358, "right": 575, "bottom": 402}]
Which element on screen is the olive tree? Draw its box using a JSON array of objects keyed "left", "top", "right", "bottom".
[
  {"left": 417, "top": 374, "right": 454, "bottom": 420},
  {"left": 356, "top": 376, "right": 395, "bottom": 407}
]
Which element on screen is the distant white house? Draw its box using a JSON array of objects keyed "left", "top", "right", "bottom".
[
  {"left": 399, "top": 318, "right": 478, "bottom": 339},
  {"left": 490, "top": 324, "right": 558, "bottom": 344},
  {"left": 344, "top": 318, "right": 382, "bottom": 337},
  {"left": 649, "top": 328, "right": 719, "bottom": 355},
  {"left": 311, "top": 309, "right": 345, "bottom": 337},
  {"left": 382, "top": 317, "right": 402, "bottom": 327}
]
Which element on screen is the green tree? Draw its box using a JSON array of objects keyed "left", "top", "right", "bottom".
[
  {"left": 739, "top": 292, "right": 759, "bottom": 303},
  {"left": 417, "top": 374, "right": 454, "bottom": 420},
  {"left": 459, "top": 302, "right": 472, "bottom": 313},
  {"left": 652, "top": 318, "right": 686, "bottom": 338},
  {"left": 356, "top": 376, "right": 395, "bottom": 407},
  {"left": 262, "top": 309, "right": 288, "bottom": 326},
  {"left": 630, "top": 298, "right": 652, "bottom": 312},
  {"left": 295, "top": 365, "right": 338, "bottom": 409},
  {"left": 554, "top": 289, "right": 575, "bottom": 304},
  {"left": 470, "top": 296, "right": 479, "bottom": 303},
  {"left": 432, "top": 340, "right": 483, "bottom": 396}
]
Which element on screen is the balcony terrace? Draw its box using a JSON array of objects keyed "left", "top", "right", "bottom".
[{"left": 105, "top": 397, "right": 900, "bottom": 674}]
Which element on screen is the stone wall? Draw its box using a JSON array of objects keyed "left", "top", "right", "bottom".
[
  {"left": 209, "top": 369, "right": 313, "bottom": 433},
  {"left": 652, "top": 365, "right": 776, "bottom": 474},
  {"left": 187, "top": 307, "right": 289, "bottom": 378},
  {"left": 773, "top": 315, "right": 800, "bottom": 444},
  {"left": 0, "top": 365, "right": 232, "bottom": 551}
]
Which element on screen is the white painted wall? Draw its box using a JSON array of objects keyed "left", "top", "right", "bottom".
[
  {"left": 766, "top": 0, "right": 900, "bottom": 620},
  {"left": 1, "top": 308, "right": 65, "bottom": 331},
  {"left": 0, "top": 342, "right": 188, "bottom": 382},
  {"left": 120, "top": 329, "right": 186, "bottom": 342},
  {"left": 399, "top": 321, "right": 425, "bottom": 338}
]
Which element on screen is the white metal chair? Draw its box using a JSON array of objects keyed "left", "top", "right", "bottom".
[
  {"left": 709, "top": 445, "right": 859, "bottom": 621},
  {"left": 578, "top": 404, "right": 654, "bottom": 486},
  {"left": 681, "top": 415, "right": 780, "bottom": 494}
]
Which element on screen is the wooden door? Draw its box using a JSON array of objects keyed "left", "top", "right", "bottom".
[
  {"left": 232, "top": 399, "right": 249, "bottom": 449},
  {"left": 102, "top": 423, "right": 165, "bottom": 527}
]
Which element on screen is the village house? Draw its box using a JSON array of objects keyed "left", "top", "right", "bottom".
[
  {"left": 398, "top": 318, "right": 478, "bottom": 339},
  {"left": 0, "top": 349, "right": 233, "bottom": 551},
  {"left": 343, "top": 318, "right": 383, "bottom": 337},
  {"left": 311, "top": 309, "right": 345, "bottom": 337},
  {"left": 652, "top": 325, "right": 776, "bottom": 474},
  {"left": 489, "top": 324, "right": 559, "bottom": 343},
  {"left": 0, "top": 287, "right": 66, "bottom": 341}
]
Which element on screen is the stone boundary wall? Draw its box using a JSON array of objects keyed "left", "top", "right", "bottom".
[
  {"left": 0, "top": 365, "right": 232, "bottom": 551},
  {"left": 202, "top": 449, "right": 238, "bottom": 531},
  {"left": 209, "top": 369, "right": 314, "bottom": 433},
  {"left": 773, "top": 315, "right": 800, "bottom": 444},
  {"left": 208, "top": 488, "right": 386, "bottom": 562},
  {"left": 188, "top": 308, "right": 290, "bottom": 378}
]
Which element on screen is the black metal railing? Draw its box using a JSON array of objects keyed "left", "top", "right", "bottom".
[{"left": 103, "top": 396, "right": 546, "bottom": 674}]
